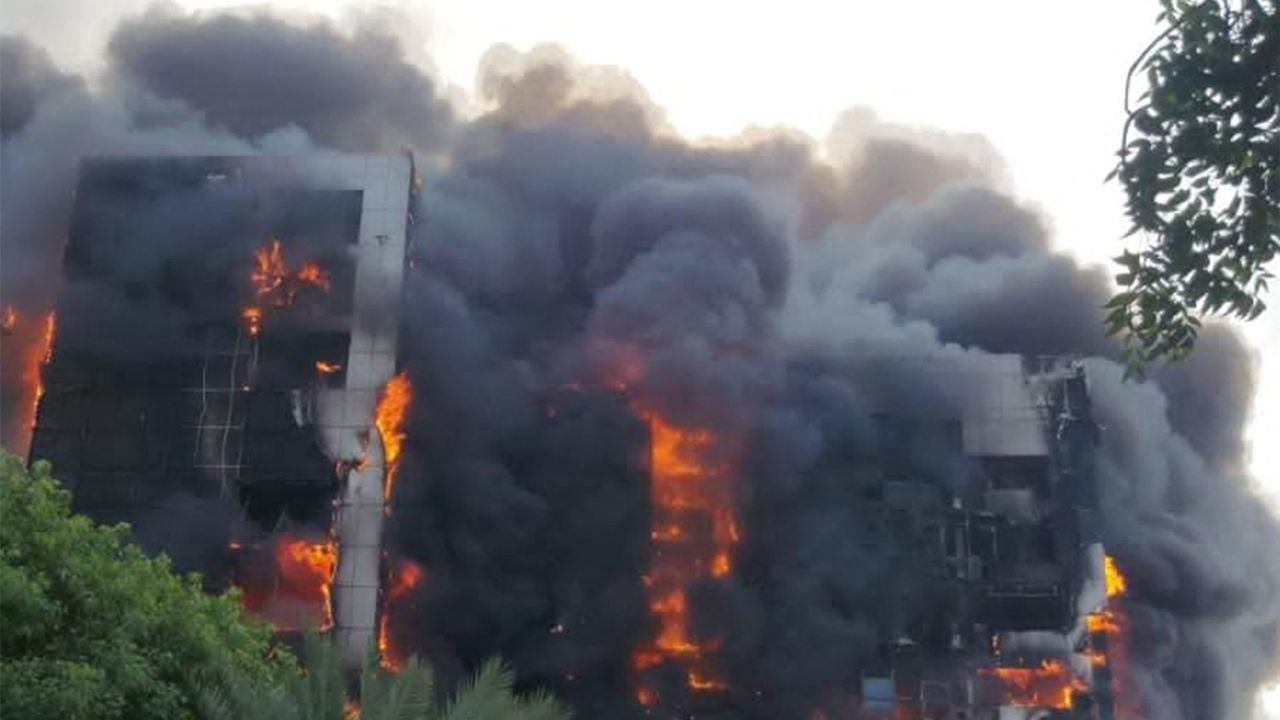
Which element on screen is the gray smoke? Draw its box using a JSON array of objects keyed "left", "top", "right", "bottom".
[
  {"left": 107, "top": 5, "right": 453, "bottom": 152},
  {"left": 1, "top": 11, "right": 1276, "bottom": 720},
  {"left": 0, "top": 34, "right": 83, "bottom": 139}
]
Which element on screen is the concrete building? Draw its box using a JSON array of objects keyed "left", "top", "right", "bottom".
[{"left": 30, "top": 153, "right": 413, "bottom": 668}]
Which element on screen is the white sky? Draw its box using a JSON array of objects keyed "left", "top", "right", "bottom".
[{"left": 3, "top": 0, "right": 1278, "bottom": 711}]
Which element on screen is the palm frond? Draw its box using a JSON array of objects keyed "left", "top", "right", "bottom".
[
  {"left": 439, "top": 658, "right": 519, "bottom": 720},
  {"left": 361, "top": 655, "right": 436, "bottom": 720},
  {"left": 516, "top": 688, "right": 570, "bottom": 720},
  {"left": 196, "top": 672, "right": 304, "bottom": 720},
  {"left": 289, "top": 632, "right": 351, "bottom": 720}
]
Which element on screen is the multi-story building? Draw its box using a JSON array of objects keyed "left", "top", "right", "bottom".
[{"left": 29, "top": 153, "right": 413, "bottom": 666}]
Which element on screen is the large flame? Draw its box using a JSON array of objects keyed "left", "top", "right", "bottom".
[
  {"left": 378, "top": 557, "right": 423, "bottom": 671},
  {"left": 251, "top": 239, "right": 331, "bottom": 305},
  {"left": 630, "top": 411, "right": 738, "bottom": 703},
  {"left": 984, "top": 554, "right": 1133, "bottom": 712},
  {"left": 375, "top": 373, "right": 415, "bottom": 670},
  {"left": 1093, "top": 553, "right": 1135, "bottom": 718},
  {"left": 1104, "top": 554, "right": 1127, "bottom": 598},
  {"left": 4, "top": 310, "right": 57, "bottom": 454},
  {"left": 241, "top": 239, "right": 331, "bottom": 337},
  {"left": 982, "top": 660, "right": 1087, "bottom": 710},
  {"left": 375, "top": 372, "right": 412, "bottom": 501},
  {"left": 234, "top": 534, "right": 338, "bottom": 632}
]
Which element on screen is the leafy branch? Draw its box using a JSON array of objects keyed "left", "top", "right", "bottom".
[{"left": 1107, "top": 0, "right": 1279, "bottom": 376}]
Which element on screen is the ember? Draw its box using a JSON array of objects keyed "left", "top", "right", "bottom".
[
  {"left": 1, "top": 306, "right": 15, "bottom": 335},
  {"left": 315, "top": 360, "right": 342, "bottom": 374}
]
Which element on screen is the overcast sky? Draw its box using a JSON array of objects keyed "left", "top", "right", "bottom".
[{"left": 3, "top": 1, "right": 1278, "bottom": 711}]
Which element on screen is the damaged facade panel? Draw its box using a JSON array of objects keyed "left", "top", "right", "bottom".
[
  {"left": 28, "top": 153, "right": 413, "bottom": 667},
  {"left": 854, "top": 357, "right": 1113, "bottom": 720}
]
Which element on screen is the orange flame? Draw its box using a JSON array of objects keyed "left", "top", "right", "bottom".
[
  {"left": 31, "top": 313, "right": 56, "bottom": 420},
  {"left": 982, "top": 660, "right": 1086, "bottom": 710},
  {"left": 315, "top": 360, "right": 343, "bottom": 375},
  {"left": 378, "top": 557, "right": 423, "bottom": 672},
  {"left": 241, "top": 307, "right": 262, "bottom": 336},
  {"left": 374, "top": 374, "right": 414, "bottom": 671},
  {"left": 251, "top": 240, "right": 287, "bottom": 296},
  {"left": 629, "top": 410, "right": 738, "bottom": 701},
  {"left": 241, "top": 239, "right": 331, "bottom": 336},
  {"left": 1104, "top": 554, "right": 1128, "bottom": 599},
  {"left": 375, "top": 373, "right": 412, "bottom": 501},
  {"left": 1097, "top": 554, "right": 1137, "bottom": 718},
  {"left": 233, "top": 534, "right": 337, "bottom": 631},
  {"left": 9, "top": 311, "right": 59, "bottom": 454},
  {"left": 41, "top": 313, "right": 55, "bottom": 364},
  {"left": 297, "top": 262, "right": 332, "bottom": 292},
  {"left": 1087, "top": 612, "right": 1120, "bottom": 634}
]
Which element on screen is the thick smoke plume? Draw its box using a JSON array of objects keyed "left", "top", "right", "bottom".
[{"left": 1, "top": 8, "right": 1277, "bottom": 720}]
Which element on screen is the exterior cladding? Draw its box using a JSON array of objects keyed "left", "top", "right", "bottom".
[{"left": 29, "top": 153, "right": 412, "bottom": 666}]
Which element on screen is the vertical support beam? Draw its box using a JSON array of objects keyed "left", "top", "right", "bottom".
[{"left": 322, "top": 154, "right": 412, "bottom": 668}]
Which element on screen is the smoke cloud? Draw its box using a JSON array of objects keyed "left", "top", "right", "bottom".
[{"left": 1, "top": 8, "right": 1276, "bottom": 720}]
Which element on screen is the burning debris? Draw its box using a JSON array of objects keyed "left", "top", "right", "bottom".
[{"left": 2, "top": 12, "right": 1279, "bottom": 720}]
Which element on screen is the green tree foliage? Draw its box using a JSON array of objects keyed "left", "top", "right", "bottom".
[
  {"left": 1108, "top": 0, "right": 1279, "bottom": 370},
  {"left": 0, "top": 452, "right": 294, "bottom": 720},
  {"left": 198, "top": 634, "right": 569, "bottom": 720}
]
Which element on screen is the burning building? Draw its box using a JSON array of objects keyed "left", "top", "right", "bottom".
[
  {"left": 26, "top": 153, "right": 413, "bottom": 667},
  {"left": 7, "top": 21, "right": 1279, "bottom": 719},
  {"left": 20, "top": 147, "right": 1131, "bottom": 716}
]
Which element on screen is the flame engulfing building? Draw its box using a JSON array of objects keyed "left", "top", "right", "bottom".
[
  {"left": 28, "top": 154, "right": 1133, "bottom": 718},
  {"left": 28, "top": 154, "right": 413, "bottom": 667}
]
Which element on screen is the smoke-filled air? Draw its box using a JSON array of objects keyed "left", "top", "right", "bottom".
[{"left": 1, "top": 6, "right": 1277, "bottom": 720}]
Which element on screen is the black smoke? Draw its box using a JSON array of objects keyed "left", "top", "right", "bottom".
[{"left": 1, "top": 9, "right": 1277, "bottom": 720}]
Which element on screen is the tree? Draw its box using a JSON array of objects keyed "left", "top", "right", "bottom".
[
  {"left": 197, "top": 634, "right": 569, "bottom": 720},
  {"left": 1107, "top": 0, "right": 1279, "bottom": 370},
  {"left": 0, "top": 452, "right": 294, "bottom": 720}
]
